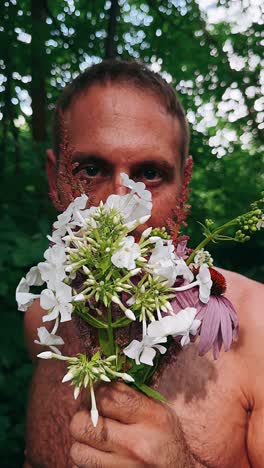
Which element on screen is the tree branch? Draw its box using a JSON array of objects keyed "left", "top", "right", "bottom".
[{"left": 105, "top": 0, "right": 119, "bottom": 59}]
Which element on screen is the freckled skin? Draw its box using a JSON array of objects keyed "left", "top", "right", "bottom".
[{"left": 24, "top": 84, "right": 264, "bottom": 468}]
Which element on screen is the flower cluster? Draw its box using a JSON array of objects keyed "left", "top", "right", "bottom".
[
  {"left": 17, "top": 172, "right": 252, "bottom": 425},
  {"left": 235, "top": 201, "right": 264, "bottom": 241}
]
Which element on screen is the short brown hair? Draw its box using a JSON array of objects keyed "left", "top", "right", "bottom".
[{"left": 53, "top": 59, "right": 190, "bottom": 169}]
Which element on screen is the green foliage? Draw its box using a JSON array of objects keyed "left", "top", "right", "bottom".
[{"left": 0, "top": 0, "right": 263, "bottom": 465}]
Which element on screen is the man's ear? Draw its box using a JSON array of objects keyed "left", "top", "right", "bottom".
[{"left": 46, "top": 149, "right": 58, "bottom": 199}]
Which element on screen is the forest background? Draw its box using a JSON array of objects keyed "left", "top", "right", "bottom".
[{"left": 0, "top": 0, "right": 263, "bottom": 466}]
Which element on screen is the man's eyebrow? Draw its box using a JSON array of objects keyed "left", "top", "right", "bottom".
[
  {"left": 132, "top": 159, "right": 175, "bottom": 171},
  {"left": 71, "top": 152, "right": 109, "bottom": 164},
  {"left": 72, "top": 152, "right": 174, "bottom": 169}
]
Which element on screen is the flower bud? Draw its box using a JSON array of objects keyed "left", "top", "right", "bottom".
[
  {"left": 83, "top": 266, "right": 90, "bottom": 275},
  {"left": 62, "top": 371, "right": 74, "bottom": 383},
  {"left": 100, "top": 374, "right": 111, "bottom": 382},
  {"left": 138, "top": 256, "right": 147, "bottom": 263},
  {"left": 130, "top": 268, "right": 141, "bottom": 276},
  {"left": 122, "top": 373, "right": 135, "bottom": 382},
  {"left": 139, "top": 215, "right": 151, "bottom": 224},
  {"left": 74, "top": 386, "right": 81, "bottom": 400},
  {"left": 125, "top": 309, "right": 136, "bottom": 321},
  {"left": 111, "top": 295, "right": 120, "bottom": 305},
  {"left": 37, "top": 351, "right": 53, "bottom": 360},
  {"left": 149, "top": 236, "right": 161, "bottom": 243},
  {"left": 90, "top": 218, "right": 97, "bottom": 229},
  {"left": 142, "top": 227, "right": 152, "bottom": 238},
  {"left": 73, "top": 293, "right": 85, "bottom": 302},
  {"left": 84, "top": 374, "right": 89, "bottom": 388}
]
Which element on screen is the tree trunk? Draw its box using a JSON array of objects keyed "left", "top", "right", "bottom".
[
  {"left": 105, "top": 0, "right": 119, "bottom": 59},
  {"left": 31, "top": 0, "right": 47, "bottom": 142}
]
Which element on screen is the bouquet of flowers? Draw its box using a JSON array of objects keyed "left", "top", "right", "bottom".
[{"left": 16, "top": 171, "right": 264, "bottom": 427}]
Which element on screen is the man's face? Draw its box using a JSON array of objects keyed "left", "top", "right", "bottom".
[{"left": 58, "top": 82, "right": 183, "bottom": 229}]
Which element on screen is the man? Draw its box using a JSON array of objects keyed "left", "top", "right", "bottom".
[{"left": 24, "top": 60, "right": 264, "bottom": 467}]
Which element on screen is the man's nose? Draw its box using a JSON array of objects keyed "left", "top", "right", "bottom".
[{"left": 113, "top": 172, "right": 128, "bottom": 195}]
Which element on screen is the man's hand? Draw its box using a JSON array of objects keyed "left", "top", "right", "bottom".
[{"left": 70, "top": 382, "right": 196, "bottom": 467}]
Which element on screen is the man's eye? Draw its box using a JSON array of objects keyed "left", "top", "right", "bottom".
[
  {"left": 84, "top": 165, "right": 101, "bottom": 177},
  {"left": 142, "top": 168, "right": 160, "bottom": 180}
]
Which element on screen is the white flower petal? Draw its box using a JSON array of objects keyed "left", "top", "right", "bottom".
[
  {"left": 147, "top": 239, "right": 177, "bottom": 286},
  {"left": 147, "top": 307, "right": 197, "bottom": 338},
  {"left": 111, "top": 237, "right": 141, "bottom": 271},
  {"left": 59, "top": 303, "right": 73, "bottom": 322},
  {"left": 55, "top": 281, "right": 72, "bottom": 304},
  {"left": 40, "top": 289, "right": 56, "bottom": 310},
  {"left": 154, "top": 344, "right": 167, "bottom": 354},
  {"left": 15, "top": 278, "right": 40, "bottom": 311},
  {"left": 26, "top": 266, "right": 44, "bottom": 286},
  {"left": 181, "top": 334, "right": 190, "bottom": 346},
  {"left": 36, "top": 326, "right": 64, "bottom": 346},
  {"left": 175, "top": 259, "right": 194, "bottom": 283},
  {"left": 189, "top": 319, "right": 201, "bottom": 335},
  {"left": 140, "top": 346, "right": 156, "bottom": 366},
  {"left": 42, "top": 306, "right": 60, "bottom": 322},
  {"left": 16, "top": 277, "right": 29, "bottom": 294},
  {"left": 44, "top": 245, "right": 66, "bottom": 265},
  {"left": 123, "top": 340, "right": 141, "bottom": 360}
]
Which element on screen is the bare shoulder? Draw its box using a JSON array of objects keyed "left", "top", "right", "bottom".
[
  {"left": 218, "top": 267, "right": 264, "bottom": 373},
  {"left": 217, "top": 267, "right": 264, "bottom": 317}
]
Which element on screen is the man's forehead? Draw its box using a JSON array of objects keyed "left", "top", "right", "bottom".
[
  {"left": 67, "top": 83, "right": 175, "bottom": 130},
  {"left": 68, "top": 84, "right": 179, "bottom": 143}
]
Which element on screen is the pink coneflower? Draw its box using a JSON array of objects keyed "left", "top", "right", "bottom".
[
  {"left": 195, "top": 295, "right": 238, "bottom": 359},
  {"left": 171, "top": 269, "right": 239, "bottom": 359}
]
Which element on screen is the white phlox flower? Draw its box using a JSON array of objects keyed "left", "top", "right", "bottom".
[
  {"left": 47, "top": 226, "right": 68, "bottom": 246},
  {"left": 147, "top": 239, "right": 178, "bottom": 286},
  {"left": 38, "top": 245, "right": 66, "bottom": 289},
  {"left": 111, "top": 236, "right": 141, "bottom": 270},
  {"left": 54, "top": 194, "right": 88, "bottom": 227},
  {"left": 173, "top": 264, "right": 212, "bottom": 304},
  {"left": 120, "top": 173, "right": 152, "bottom": 202},
  {"left": 147, "top": 307, "right": 201, "bottom": 347},
  {"left": 105, "top": 173, "right": 152, "bottom": 226},
  {"left": 105, "top": 193, "right": 151, "bottom": 226},
  {"left": 49, "top": 194, "right": 89, "bottom": 244},
  {"left": 174, "top": 258, "right": 194, "bottom": 283},
  {"left": 16, "top": 277, "right": 40, "bottom": 312},
  {"left": 123, "top": 335, "right": 167, "bottom": 366},
  {"left": 34, "top": 325, "right": 64, "bottom": 354},
  {"left": 40, "top": 281, "right": 73, "bottom": 322}
]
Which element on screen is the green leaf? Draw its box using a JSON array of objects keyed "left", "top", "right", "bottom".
[{"left": 133, "top": 382, "right": 166, "bottom": 403}]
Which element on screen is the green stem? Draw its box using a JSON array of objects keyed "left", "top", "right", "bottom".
[
  {"left": 107, "top": 305, "right": 115, "bottom": 356},
  {"left": 186, "top": 218, "right": 238, "bottom": 265}
]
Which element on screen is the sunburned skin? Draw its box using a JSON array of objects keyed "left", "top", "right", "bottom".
[{"left": 24, "top": 83, "right": 264, "bottom": 468}]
